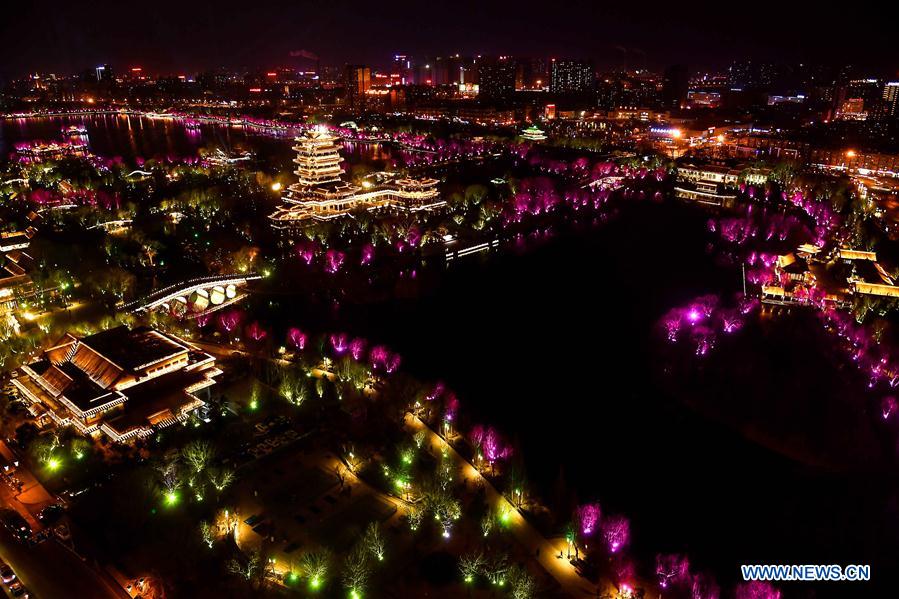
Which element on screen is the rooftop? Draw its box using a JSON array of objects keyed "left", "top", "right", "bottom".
[{"left": 76, "top": 326, "right": 189, "bottom": 373}]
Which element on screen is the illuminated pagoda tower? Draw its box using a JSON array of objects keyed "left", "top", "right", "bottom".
[
  {"left": 291, "top": 127, "right": 344, "bottom": 185},
  {"left": 270, "top": 127, "right": 444, "bottom": 230},
  {"left": 521, "top": 124, "right": 547, "bottom": 141}
]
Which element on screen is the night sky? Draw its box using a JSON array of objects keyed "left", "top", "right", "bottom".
[{"left": 2, "top": 0, "right": 897, "bottom": 76}]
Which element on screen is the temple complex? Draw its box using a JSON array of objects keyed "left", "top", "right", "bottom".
[{"left": 269, "top": 127, "right": 444, "bottom": 229}]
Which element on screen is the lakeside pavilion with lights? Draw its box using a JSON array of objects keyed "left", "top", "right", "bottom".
[
  {"left": 269, "top": 127, "right": 444, "bottom": 230},
  {"left": 12, "top": 325, "right": 220, "bottom": 443},
  {"left": 520, "top": 124, "right": 547, "bottom": 141}
]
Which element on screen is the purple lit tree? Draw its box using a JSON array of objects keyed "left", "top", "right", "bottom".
[
  {"left": 287, "top": 327, "right": 307, "bottom": 351},
  {"left": 882, "top": 396, "right": 897, "bottom": 420},
  {"left": 575, "top": 503, "right": 601, "bottom": 538},
  {"left": 217, "top": 309, "right": 243, "bottom": 334},
  {"left": 245, "top": 321, "right": 267, "bottom": 342},
  {"left": 734, "top": 581, "right": 781, "bottom": 599},
  {"left": 360, "top": 243, "right": 375, "bottom": 266},
  {"left": 690, "top": 573, "right": 720, "bottom": 599},
  {"left": 330, "top": 333, "right": 349, "bottom": 355},
  {"left": 601, "top": 515, "right": 630, "bottom": 554},
  {"left": 369, "top": 345, "right": 389, "bottom": 370},
  {"left": 655, "top": 553, "right": 690, "bottom": 589},
  {"left": 349, "top": 338, "right": 367, "bottom": 361},
  {"left": 324, "top": 249, "right": 345, "bottom": 274}
]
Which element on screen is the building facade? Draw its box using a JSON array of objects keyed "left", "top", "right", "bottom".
[
  {"left": 550, "top": 59, "right": 594, "bottom": 95},
  {"left": 12, "top": 326, "right": 220, "bottom": 442}
]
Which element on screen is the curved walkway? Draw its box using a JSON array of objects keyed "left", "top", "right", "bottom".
[{"left": 403, "top": 413, "right": 602, "bottom": 597}]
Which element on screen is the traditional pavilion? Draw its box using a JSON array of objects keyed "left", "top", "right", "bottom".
[
  {"left": 269, "top": 127, "right": 444, "bottom": 230},
  {"left": 761, "top": 246, "right": 899, "bottom": 306},
  {"left": 520, "top": 125, "right": 547, "bottom": 141},
  {"left": 12, "top": 326, "right": 220, "bottom": 442}
]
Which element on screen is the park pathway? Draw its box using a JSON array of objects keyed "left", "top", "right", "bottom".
[{"left": 404, "top": 413, "right": 606, "bottom": 597}]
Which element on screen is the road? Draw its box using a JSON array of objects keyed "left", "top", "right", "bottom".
[
  {"left": 404, "top": 413, "right": 606, "bottom": 597},
  {"left": 0, "top": 531, "right": 125, "bottom": 599}
]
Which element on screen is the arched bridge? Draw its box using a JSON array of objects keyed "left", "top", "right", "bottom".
[{"left": 123, "top": 274, "right": 262, "bottom": 317}]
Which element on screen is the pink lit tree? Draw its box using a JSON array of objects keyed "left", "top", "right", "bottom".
[
  {"left": 217, "top": 309, "right": 243, "bottom": 334},
  {"left": 882, "top": 396, "right": 897, "bottom": 420},
  {"left": 330, "top": 333, "right": 349, "bottom": 354},
  {"left": 690, "top": 573, "right": 720, "bottom": 599},
  {"left": 324, "top": 249, "right": 345, "bottom": 274},
  {"left": 349, "top": 338, "right": 367, "bottom": 361},
  {"left": 601, "top": 515, "right": 630, "bottom": 554},
  {"left": 287, "top": 327, "right": 307, "bottom": 351},
  {"left": 734, "top": 581, "right": 781, "bottom": 599},
  {"left": 655, "top": 553, "right": 690, "bottom": 589},
  {"left": 470, "top": 425, "right": 512, "bottom": 474},
  {"left": 575, "top": 503, "right": 601, "bottom": 538},
  {"left": 369, "top": 345, "right": 389, "bottom": 370}
]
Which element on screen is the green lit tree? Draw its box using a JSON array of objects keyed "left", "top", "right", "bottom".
[
  {"left": 300, "top": 548, "right": 332, "bottom": 589},
  {"left": 459, "top": 549, "right": 485, "bottom": 584},
  {"left": 485, "top": 552, "right": 510, "bottom": 586},
  {"left": 508, "top": 564, "right": 536, "bottom": 599},
  {"left": 228, "top": 549, "right": 262, "bottom": 582},
  {"left": 199, "top": 520, "right": 215, "bottom": 548},
  {"left": 182, "top": 439, "right": 215, "bottom": 474},
  {"left": 362, "top": 522, "right": 386, "bottom": 563},
  {"left": 341, "top": 546, "right": 371, "bottom": 597},
  {"left": 207, "top": 467, "right": 235, "bottom": 494}
]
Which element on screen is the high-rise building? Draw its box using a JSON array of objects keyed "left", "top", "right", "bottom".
[
  {"left": 393, "top": 54, "right": 414, "bottom": 85},
  {"left": 835, "top": 78, "right": 884, "bottom": 121},
  {"left": 416, "top": 61, "right": 435, "bottom": 85},
  {"left": 596, "top": 73, "right": 661, "bottom": 110},
  {"left": 662, "top": 64, "right": 689, "bottom": 109},
  {"left": 550, "top": 59, "right": 594, "bottom": 94},
  {"left": 95, "top": 64, "right": 113, "bottom": 82},
  {"left": 884, "top": 82, "right": 899, "bottom": 119},
  {"left": 478, "top": 57, "right": 516, "bottom": 102},
  {"left": 344, "top": 65, "right": 371, "bottom": 109},
  {"left": 516, "top": 57, "right": 549, "bottom": 90}
]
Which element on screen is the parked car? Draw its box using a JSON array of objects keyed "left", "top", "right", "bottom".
[
  {"left": 8, "top": 580, "right": 28, "bottom": 598},
  {"left": 54, "top": 523, "right": 72, "bottom": 542},
  {"left": 37, "top": 503, "right": 65, "bottom": 524},
  {"left": 0, "top": 510, "right": 31, "bottom": 542},
  {"left": 0, "top": 562, "right": 15, "bottom": 583}
]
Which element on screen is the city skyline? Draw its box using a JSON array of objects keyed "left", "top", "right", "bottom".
[
  {"left": 0, "top": 6, "right": 897, "bottom": 599},
  {"left": 3, "top": 1, "right": 898, "bottom": 77}
]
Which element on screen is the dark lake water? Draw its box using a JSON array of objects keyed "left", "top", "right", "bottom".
[
  {"left": 0, "top": 114, "right": 396, "bottom": 170},
  {"left": 5, "top": 115, "right": 898, "bottom": 597},
  {"left": 326, "top": 202, "right": 899, "bottom": 597}
]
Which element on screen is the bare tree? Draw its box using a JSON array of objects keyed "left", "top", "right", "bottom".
[
  {"left": 459, "top": 549, "right": 485, "bottom": 583},
  {"left": 182, "top": 440, "right": 215, "bottom": 474},
  {"left": 155, "top": 458, "right": 181, "bottom": 498},
  {"left": 199, "top": 521, "right": 215, "bottom": 548},
  {"left": 485, "top": 553, "right": 510, "bottom": 586},
  {"left": 208, "top": 467, "right": 235, "bottom": 493},
  {"left": 508, "top": 564, "right": 536, "bottom": 599},
  {"left": 341, "top": 546, "right": 371, "bottom": 596},
  {"left": 362, "top": 522, "right": 386, "bottom": 562},
  {"left": 413, "top": 429, "right": 427, "bottom": 448},
  {"left": 407, "top": 504, "right": 425, "bottom": 531},
  {"left": 228, "top": 549, "right": 261, "bottom": 581},
  {"left": 481, "top": 511, "right": 495, "bottom": 538},
  {"left": 300, "top": 548, "right": 332, "bottom": 588}
]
